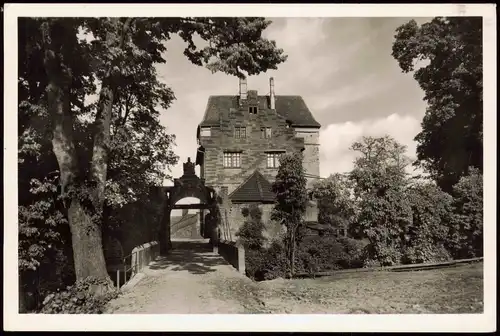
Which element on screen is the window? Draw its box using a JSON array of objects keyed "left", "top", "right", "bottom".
[
  {"left": 261, "top": 127, "right": 272, "bottom": 139},
  {"left": 249, "top": 106, "right": 258, "bottom": 114},
  {"left": 223, "top": 152, "right": 241, "bottom": 168},
  {"left": 267, "top": 152, "right": 283, "bottom": 168},
  {"left": 200, "top": 127, "right": 211, "bottom": 137},
  {"left": 234, "top": 126, "right": 246, "bottom": 139}
]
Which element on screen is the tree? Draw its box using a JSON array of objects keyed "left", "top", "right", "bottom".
[
  {"left": 271, "top": 152, "right": 308, "bottom": 276},
  {"left": 448, "top": 167, "right": 483, "bottom": 258},
  {"left": 404, "top": 182, "right": 454, "bottom": 264},
  {"left": 235, "top": 204, "right": 266, "bottom": 251},
  {"left": 311, "top": 173, "right": 356, "bottom": 234},
  {"left": 349, "top": 136, "right": 413, "bottom": 266},
  {"left": 392, "top": 17, "right": 483, "bottom": 192},
  {"left": 19, "top": 17, "right": 287, "bottom": 292}
]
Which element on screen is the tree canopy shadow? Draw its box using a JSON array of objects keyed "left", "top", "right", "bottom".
[{"left": 148, "top": 240, "right": 229, "bottom": 275}]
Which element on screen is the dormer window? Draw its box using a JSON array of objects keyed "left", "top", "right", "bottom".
[
  {"left": 249, "top": 106, "right": 258, "bottom": 114},
  {"left": 200, "top": 127, "right": 211, "bottom": 137}
]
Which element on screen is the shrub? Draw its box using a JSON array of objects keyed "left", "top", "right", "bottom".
[
  {"left": 404, "top": 182, "right": 454, "bottom": 264},
  {"left": 40, "top": 277, "right": 119, "bottom": 314},
  {"left": 296, "top": 236, "right": 370, "bottom": 272},
  {"left": 448, "top": 168, "right": 483, "bottom": 259},
  {"left": 297, "top": 236, "right": 346, "bottom": 272},
  {"left": 241, "top": 207, "right": 250, "bottom": 217},
  {"left": 401, "top": 244, "right": 452, "bottom": 265},
  {"left": 338, "top": 237, "right": 369, "bottom": 268},
  {"left": 236, "top": 204, "right": 266, "bottom": 250},
  {"left": 244, "top": 249, "right": 267, "bottom": 281},
  {"left": 245, "top": 236, "right": 371, "bottom": 279},
  {"left": 245, "top": 239, "right": 289, "bottom": 281}
]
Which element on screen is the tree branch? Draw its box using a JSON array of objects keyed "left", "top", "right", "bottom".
[
  {"left": 41, "top": 21, "right": 79, "bottom": 203},
  {"left": 90, "top": 17, "right": 134, "bottom": 210}
]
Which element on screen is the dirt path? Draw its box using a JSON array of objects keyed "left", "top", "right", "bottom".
[
  {"left": 105, "top": 240, "right": 483, "bottom": 314},
  {"left": 105, "top": 239, "right": 264, "bottom": 314}
]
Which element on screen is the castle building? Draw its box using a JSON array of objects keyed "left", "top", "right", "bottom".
[{"left": 195, "top": 78, "right": 321, "bottom": 240}]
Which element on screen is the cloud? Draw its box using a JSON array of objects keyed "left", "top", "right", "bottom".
[
  {"left": 154, "top": 17, "right": 431, "bottom": 185},
  {"left": 319, "top": 113, "right": 422, "bottom": 177}
]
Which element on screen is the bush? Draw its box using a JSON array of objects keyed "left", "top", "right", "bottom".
[
  {"left": 236, "top": 204, "right": 266, "bottom": 251},
  {"left": 241, "top": 207, "right": 250, "bottom": 217},
  {"left": 40, "top": 277, "right": 119, "bottom": 314},
  {"left": 404, "top": 182, "right": 454, "bottom": 264},
  {"left": 244, "top": 249, "right": 267, "bottom": 281},
  {"left": 296, "top": 236, "right": 354, "bottom": 273},
  {"left": 244, "top": 236, "right": 372, "bottom": 280},
  {"left": 338, "top": 237, "right": 369, "bottom": 268},
  {"left": 401, "top": 244, "right": 452, "bottom": 265},
  {"left": 448, "top": 168, "right": 483, "bottom": 259},
  {"left": 244, "top": 239, "right": 288, "bottom": 281}
]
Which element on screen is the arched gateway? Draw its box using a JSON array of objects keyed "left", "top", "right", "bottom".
[{"left": 158, "top": 157, "right": 220, "bottom": 254}]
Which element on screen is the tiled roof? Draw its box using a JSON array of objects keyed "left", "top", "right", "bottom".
[
  {"left": 199, "top": 95, "right": 321, "bottom": 128},
  {"left": 229, "top": 170, "right": 276, "bottom": 203}
]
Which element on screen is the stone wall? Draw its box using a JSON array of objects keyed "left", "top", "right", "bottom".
[
  {"left": 111, "top": 187, "right": 165, "bottom": 258},
  {"left": 217, "top": 240, "right": 246, "bottom": 274},
  {"left": 294, "top": 128, "right": 320, "bottom": 188},
  {"left": 225, "top": 202, "right": 283, "bottom": 245},
  {"left": 130, "top": 241, "right": 160, "bottom": 276},
  {"left": 171, "top": 213, "right": 201, "bottom": 239}
]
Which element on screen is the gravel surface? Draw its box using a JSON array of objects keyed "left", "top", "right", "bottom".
[
  {"left": 105, "top": 240, "right": 483, "bottom": 314},
  {"left": 105, "top": 240, "right": 262, "bottom": 314}
]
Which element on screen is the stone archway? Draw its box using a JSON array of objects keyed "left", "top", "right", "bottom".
[{"left": 159, "top": 157, "right": 218, "bottom": 254}]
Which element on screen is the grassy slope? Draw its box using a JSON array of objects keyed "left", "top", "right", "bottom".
[{"left": 229, "top": 262, "right": 484, "bottom": 314}]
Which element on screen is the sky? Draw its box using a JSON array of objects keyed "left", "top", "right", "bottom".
[{"left": 157, "top": 17, "right": 432, "bottom": 187}]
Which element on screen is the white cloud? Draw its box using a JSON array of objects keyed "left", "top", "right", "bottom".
[
  {"left": 319, "top": 113, "right": 422, "bottom": 176},
  {"left": 154, "top": 18, "right": 429, "bottom": 185}
]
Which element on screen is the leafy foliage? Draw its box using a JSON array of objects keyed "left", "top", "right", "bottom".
[
  {"left": 235, "top": 204, "right": 266, "bottom": 251},
  {"left": 19, "top": 16, "right": 288, "bottom": 310},
  {"left": 311, "top": 173, "right": 356, "bottom": 232},
  {"left": 392, "top": 17, "right": 483, "bottom": 191},
  {"left": 245, "top": 132, "right": 483, "bottom": 281},
  {"left": 245, "top": 236, "right": 369, "bottom": 280},
  {"left": 40, "top": 276, "right": 119, "bottom": 314},
  {"left": 448, "top": 168, "right": 483, "bottom": 258},
  {"left": 271, "top": 152, "right": 308, "bottom": 275},
  {"left": 404, "top": 182, "right": 454, "bottom": 264},
  {"left": 245, "top": 239, "right": 289, "bottom": 281},
  {"left": 349, "top": 136, "right": 413, "bottom": 266}
]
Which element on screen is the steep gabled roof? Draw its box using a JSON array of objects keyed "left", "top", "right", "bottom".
[
  {"left": 229, "top": 170, "right": 275, "bottom": 203},
  {"left": 199, "top": 95, "right": 321, "bottom": 128}
]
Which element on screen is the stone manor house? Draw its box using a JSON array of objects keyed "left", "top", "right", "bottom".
[{"left": 194, "top": 77, "right": 321, "bottom": 241}]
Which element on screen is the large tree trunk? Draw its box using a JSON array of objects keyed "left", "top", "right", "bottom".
[
  {"left": 42, "top": 20, "right": 112, "bottom": 285},
  {"left": 68, "top": 199, "right": 110, "bottom": 280}
]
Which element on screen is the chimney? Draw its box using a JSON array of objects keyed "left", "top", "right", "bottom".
[
  {"left": 239, "top": 77, "right": 248, "bottom": 101},
  {"left": 269, "top": 77, "right": 276, "bottom": 110}
]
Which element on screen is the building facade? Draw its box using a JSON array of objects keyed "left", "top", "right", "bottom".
[{"left": 195, "top": 78, "right": 321, "bottom": 240}]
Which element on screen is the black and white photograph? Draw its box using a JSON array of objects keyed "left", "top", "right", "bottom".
[{"left": 4, "top": 3, "right": 496, "bottom": 332}]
